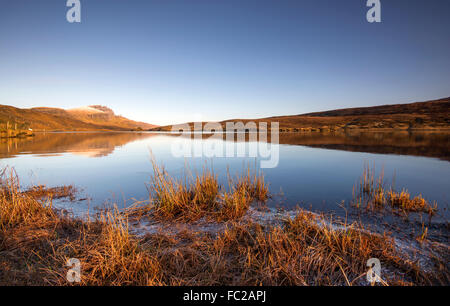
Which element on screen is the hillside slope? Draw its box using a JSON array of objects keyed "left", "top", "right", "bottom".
[
  {"left": 151, "top": 97, "right": 450, "bottom": 131},
  {"left": 299, "top": 97, "right": 450, "bottom": 117},
  {"left": 66, "top": 105, "right": 156, "bottom": 130},
  {"left": 0, "top": 105, "right": 157, "bottom": 131},
  {"left": 261, "top": 97, "right": 450, "bottom": 131}
]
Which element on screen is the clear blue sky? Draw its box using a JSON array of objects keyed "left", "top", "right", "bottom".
[{"left": 0, "top": 0, "right": 449, "bottom": 125}]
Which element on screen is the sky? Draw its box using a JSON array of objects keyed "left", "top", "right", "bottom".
[{"left": 0, "top": 0, "right": 449, "bottom": 126}]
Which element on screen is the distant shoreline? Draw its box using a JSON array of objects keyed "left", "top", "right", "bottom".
[
  {"left": 2, "top": 96, "right": 449, "bottom": 133},
  {"left": 25, "top": 127, "right": 450, "bottom": 133},
  {"left": 150, "top": 97, "right": 450, "bottom": 132}
]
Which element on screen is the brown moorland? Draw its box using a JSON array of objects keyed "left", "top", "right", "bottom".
[
  {"left": 0, "top": 104, "right": 157, "bottom": 132},
  {"left": 152, "top": 97, "right": 450, "bottom": 131}
]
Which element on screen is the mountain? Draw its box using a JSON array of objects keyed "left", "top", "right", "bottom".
[
  {"left": 0, "top": 105, "right": 157, "bottom": 131},
  {"left": 151, "top": 97, "right": 450, "bottom": 131}
]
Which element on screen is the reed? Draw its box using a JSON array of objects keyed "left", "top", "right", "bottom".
[
  {"left": 232, "top": 167, "right": 269, "bottom": 202},
  {"left": 0, "top": 167, "right": 448, "bottom": 286},
  {"left": 219, "top": 182, "right": 252, "bottom": 221},
  {"left": 387, "top": 189, "right": 437, "bottom": 215},
  {"left": 55, "top": 209, "right": 163, "bottom": 286},
  {"left": 25, "top": 185, "right": 77, "bottom": 201},
  {"left": 352, "top": 164, "right": 437, "bottom": 216},
  {"left": 0, "top": 169, "right": 56, "bottom": 230},
  {"left": 148, "top": 159, "right": 268, "bottom": 222},
  {"left": 145, "top": 210, "right": 447, "bottom": 285}
]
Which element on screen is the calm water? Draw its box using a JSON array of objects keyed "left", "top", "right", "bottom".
[{"left": 1, "top": 131, "right": 449, "bottom": 218}]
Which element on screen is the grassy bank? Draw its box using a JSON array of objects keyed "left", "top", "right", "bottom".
[{"left": 0, "top": 166, "right": 448, "bottom": 286}]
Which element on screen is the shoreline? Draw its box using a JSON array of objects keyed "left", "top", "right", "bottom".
[
  {"left": 24, "top": 128, "right": 450, "bottom": 134},
  {"left": 0, "top": 165, "right": 448, "bottom": 286}
]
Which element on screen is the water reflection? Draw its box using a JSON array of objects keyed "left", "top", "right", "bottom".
[
  {"left": 0, "top": 131, "right": 448, "bottom": 219},
  {"left": 278, "top": 131, "right": 450, "bottom": 162},
  {"left": 0, "top": 132, "right": 158, "bottom": 158},
  {"left": 146, "top": 131, "right": 450, "bottom": 162},
  {"left": 2, "top": 131, "right": 447, "bottom": 161}
]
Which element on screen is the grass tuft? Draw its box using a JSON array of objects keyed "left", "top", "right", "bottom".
[
  {"left": 148, "top": 159, "right": 269, "bottom": 222},
  {"left": 352, "top": 164, "right": 437, "bottom": 216},
  {"left": 0, "top": 169, "right": 56, "bottom": 230},
  {"left": 25, "top": 185, "right": 77, "bottom": 201}
]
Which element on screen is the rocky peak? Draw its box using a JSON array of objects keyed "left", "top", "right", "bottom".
[{"left": 88, "top": 105, "right": 115, "bottom": 116}]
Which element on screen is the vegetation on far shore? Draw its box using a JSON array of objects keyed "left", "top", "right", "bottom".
[
  {"left": 0, "top": 165, "right": 448, "bottom": 286},
  {"left": 0, "top": 104, "right": 157, "bottom": 132},
  {"left": 0, "top": 129, "right": 34, "bottom": 139},
  {"left": 0, "top": 122, "right": 34, "bottom": 139},
  {"left": 151, "top": 97, "right": 450, "bottom": 132},
  {"left": 1, "top": 97, "right": 449, "bottom": 133}
]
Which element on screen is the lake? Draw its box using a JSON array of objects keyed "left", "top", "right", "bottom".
[{"left": 1, "top": 131, "right": 449, "bottom": 219}]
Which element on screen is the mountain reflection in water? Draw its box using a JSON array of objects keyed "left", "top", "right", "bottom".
[{"left": 2, "top": 131, "right": 447, "bottom": 161}]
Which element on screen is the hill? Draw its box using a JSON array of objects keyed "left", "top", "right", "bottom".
[
  {"left": 151, "top": 97, "right": 450, "bottom": 132},
  {"left": 0, "top": 105, "right": 157, "bottom": 131}
]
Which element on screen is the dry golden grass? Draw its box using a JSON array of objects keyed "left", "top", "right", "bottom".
[
  {"left": 147, "top": 159, "right": 269, "bottom": 222},
  {"left": 0, "top": 170, "right": 161, "bottom": 285},
  {"left": 25, "top": 184, "right": 77, "bottom": 201},
  {"left": 387, "top": 189, "right": 437, "bottom": 214},
  {"left": 125, "top": 210, "right": 448, "bottom": 286},
  {"left": 352, "top": 165, "right": 437, "bottom": 216},
  {"left": 0, "top": 167, "right": 448, "bottom": 286},
  {"left": 47, "top": 210, "right": 163, "bottom": 286},
  {"left": 0, "top": 169, "right": 56, "bottom": 231},
  {"left": 149, "top": 161, "right": 219, "bottom": 221}
]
